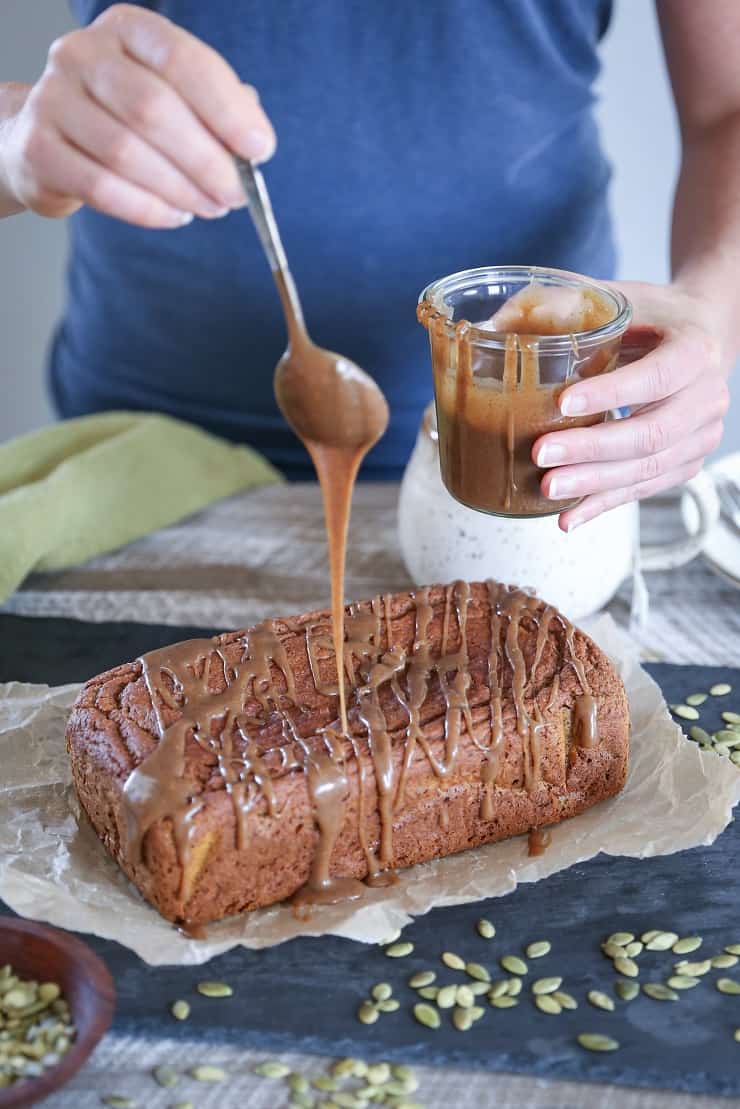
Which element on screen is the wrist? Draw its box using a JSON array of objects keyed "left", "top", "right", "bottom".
[
  {"left": 673, "top": 262, "right": 740, "bottom": 365},
  {"left": 0, "top": 83, "right": 32, "bottom": 216}
]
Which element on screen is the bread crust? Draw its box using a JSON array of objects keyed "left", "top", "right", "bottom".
[{"left": 66, "top": 582, "right": 629, "bottom": 925}]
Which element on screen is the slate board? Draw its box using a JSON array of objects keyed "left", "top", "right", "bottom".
[{"left": 2, "top": 613, "right": 740, "bottom": 1097}]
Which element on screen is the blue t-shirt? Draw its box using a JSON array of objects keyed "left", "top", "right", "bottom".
[{"left": 54, "top": 0, "right": 615, "bottom": 478}]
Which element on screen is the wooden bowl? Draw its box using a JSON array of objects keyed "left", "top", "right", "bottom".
[{"left": 0, "top": 917, "right": 115, "bottom": 1108}]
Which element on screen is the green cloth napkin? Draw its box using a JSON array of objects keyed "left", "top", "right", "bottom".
[{"left": 0, "top": 411, "right": 282, "bottom": 603}]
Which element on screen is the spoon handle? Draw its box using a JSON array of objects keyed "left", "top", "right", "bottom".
[{"left": 235, "top": 157, "right": 288, "bottom": 273}]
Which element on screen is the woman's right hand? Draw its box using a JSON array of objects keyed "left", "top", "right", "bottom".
[{"left": 1, "top": 3, "right": 276, "bottom": 227}]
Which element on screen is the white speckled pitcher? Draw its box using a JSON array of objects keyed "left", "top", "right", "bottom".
[{"left": 398, "top": 406, "right": 719, "bottom": 620}]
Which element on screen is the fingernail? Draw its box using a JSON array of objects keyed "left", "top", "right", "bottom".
[
  {"left": 243, "top": 128, "right": 274, "bottom": 162},
  {"left": 547, "top": 475, "right": 576, "bottom": 500},
  {"left": 536, "top": 442, "right": 566, "bottom": 467},
  {"left": 201, "top": 203, "right": 230, "bottom": 220},
  {"left": 561, "top": 392, "right": 587, "bottom": 416},
  {"left": 172, "top": 211, "right": 194, "bottom": 227}
]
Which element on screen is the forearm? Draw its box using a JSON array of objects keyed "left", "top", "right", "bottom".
[{"left": 0, "top": 82, "right": 31, "bottom": 217}]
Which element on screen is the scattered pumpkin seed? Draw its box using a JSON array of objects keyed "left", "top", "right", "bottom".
[
  {"left": 417, "top": 986, "right": 439, "bottom": 1000},
  {"left": 643, "top": 983, "right": 678, "bottom": 1001},
  {"left": 313, "top": 1075, "right": 339, "bottom": 1091},
  {"left": 717, "top": 978, "right": 740, "bottom": 995},
  {"left": 441, "top": 952, "right": 465, "bottom": 971},
  {"left": 625, "top": 941, "right": 643, "bottom": 958},
  {"left": 488, "top": 981, "right": 509, "bottom": 1000},
  {"left": 553, "top": 990, "right": 577, "bottom": 1010},
  {"left": 577, "top": 1033, "right": 619, "bottom": 1052},
  {"left": 469, "top": 1005, "right": 485, "bottom": 1021},
  {"left": 371, "top": 983, "right": 392, "bottom": 1002},
  {"left": 169, "top": 1103, "right": 193, "bottom": 1109},
  {"left": 377, "top": 998, "right": 400, "bottom": 1012},
  {"left": 676, "top": 960, "right": 712, "bottom": 977},
  {"left": 613, "top": 957, "right": 639, "bottom": 978},
  {"left": 587, "top": 990, "right": 615, "bottom": 1012},
  {"left": 477, "top": 919, "right": 496, "bottom": 939},
  {"left": 689, "top": 726, "right": 711, "bottom": 743},
  {"left": 641, "top": 930, "right": 661, "bottom": 944},
  {"left": 726, "top": 945, "right": 740, "bottom": 956},
  {"left": 408, "top": 971, "right": 436, "bottom": 989},
  {"left": 714, "top": 954, "right": 740, "bottom": 968},
  {"left": 189, "top": 1066, "right": 227, "bottom": 1082},
  {"left": 101, "top": 1099, "right": 135, "bottom": 1108},
  {"left": 385, "top": 942, "right": 414, "bottom": 958},
  {"left": 500, "top": 956, "right": 528, "bottom": 976},
  {"left": 391, "top": 1065, "right": 415, "bottom": 1083},
  {"left": 507, "top": 977, "right": 523, "bottom": 997},
  {"left": 525, "top": 941, "right": 552, "bottom": 959},
  {"left": 469, "top": 980, "right": 491, "bottom": 996},
  {"left": 196, "top": 981, "right": 233, "bottom": 999},
  {"left": 607, "top": 932, "right": 635, "bottom": 947},
  {"left": 713, "top": 743, "right": 731, "bottom": 757},
  {"left": 289, "top": 1074, "right": 311, "bottom": 1094},
  {"left": 436, "top": 986, "right": 457, "bottom": 1010},
  {"left": 722, "top": 712, "right": 740, "bottom": 724},
  {"left": 601, "top": 942, "right": 627, "bottom": 959},
  {"left": 532, "top": 977, "right": 562, "bottom": 996},
  {"left": 331, "top": 1095, "right": 361, "bottom": 1109},
  {"left": 465, "top": 962, "right": 491, "bottom": 982},
  {"left": 254, "top": 1061, "right": 291, "bottom": 1078},
  {"left": 685, "top": 693, "right": 708, "bottom": 706},
  {"left": 645, "top": 932, "right": 678, "bottom": 951},
  {"left": 452, "top": 1007, "right": 474, "bottom": 1031},
  {"left": 413, "top": 1003, "right": 440, "bottom": 1029},
  {"left": 153, "top": 1065, "right": 178, "bottom": 1088},
  {"left": 671, "top": 704, "right": 700, "bottom": 720},
  {"left": 672, "top": 937, "right": 702, "bottom": 955},
  {"left": 170, "top": 1000, "right": 190, "bottom": 1021},
  {"left": 490, "top": 995, "right": 518, "bottom": 1009},
  {"left": 456, "top": 986, "right": 475, "bottom": 1009},
  {"left": 667, "top": 976, "right": 699, "bottom": 990},
  {"left": 710, "top": 683, "right": 732, "bottom": 696},
  {"left": 535, "top": 995, "right": 562, "bottom": 1015},
  {"left": 735, "top": 1029, "right": 740, "bottom": 1043},
  {"left": 357, "top": 1002, "right": 379, "bottom": 1025},
  {"left": 367, "top": 1063, "right": 391, "bottom": 1085},
  {"left": 615, "top": 980, "right": 639, "bottom": 1001}
]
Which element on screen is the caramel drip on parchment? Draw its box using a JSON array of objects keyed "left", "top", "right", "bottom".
[{"left": 123, "top": 581, "right": 601, "bottom": 916}]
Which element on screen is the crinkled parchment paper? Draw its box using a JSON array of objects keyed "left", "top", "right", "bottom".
[{"left": 1, "top": 615, "right": 739, "bottom": 966}]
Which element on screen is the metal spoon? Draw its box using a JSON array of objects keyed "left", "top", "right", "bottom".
[{"left": 236, "top": 159, "right": 389, "bottom": 732}]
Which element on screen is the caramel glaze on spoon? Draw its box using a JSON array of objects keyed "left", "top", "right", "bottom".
[{"left": 237, "top": 159, "right": 389, "bottom": 736}]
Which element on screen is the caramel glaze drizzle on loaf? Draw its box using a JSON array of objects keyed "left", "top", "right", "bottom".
[{"left": 122, "top": 581, "right": 599, "bottom": 916}]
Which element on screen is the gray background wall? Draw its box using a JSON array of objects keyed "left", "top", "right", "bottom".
[{"left": 0, "top": 0, "right": 738, "bottom": 454}]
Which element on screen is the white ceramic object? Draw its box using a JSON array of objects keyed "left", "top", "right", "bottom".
[
  {"left": 682, "top": 451, "right": 740, "bottom": 588},
  {"left": 398, "top": 409, "right": 719, "bottom": 620}
]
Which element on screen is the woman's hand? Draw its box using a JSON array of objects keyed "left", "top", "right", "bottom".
[
  {"left": 1, "top": 3, "right": 275, "bottom": 227},
  {"left": 533, "top": 280, "right": 732, "bottom": 531}
]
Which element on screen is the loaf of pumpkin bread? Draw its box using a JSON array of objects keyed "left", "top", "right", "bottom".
[{"left": 66, "top": 581, "right": 629, "bottom": 925}]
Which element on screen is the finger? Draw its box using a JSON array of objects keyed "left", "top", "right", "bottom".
[
  {"left": 50, "top": 83, "right": 229, "bottom": 220},
  {"left": 534, "top": 379, "right": 729, "bottom": 468},
  {"left": 559, "top": 329, "right": 714, "bottom": 416},
  {"left": 94, "top": 6, "right": 276, "bottom": 162},
  {"left": 541, "top": 420, "right": 723, "bottom": 500},
  {"left": 71, "top": 49, "right": 246, "bottom": 209},
  {"left": 558, "top": 459, "right": 705, "bottom": 532},
  {"left": 27, "top": 124, "right": 193, "bottom": 228}
]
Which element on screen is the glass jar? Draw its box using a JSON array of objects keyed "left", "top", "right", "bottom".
[{"left": 417, "top": 265, "right": 632, "bottom": 518}]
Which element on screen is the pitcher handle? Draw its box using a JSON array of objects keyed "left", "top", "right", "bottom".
[{"left": 639, "top": 469, "right": 719, "bottom": 572}]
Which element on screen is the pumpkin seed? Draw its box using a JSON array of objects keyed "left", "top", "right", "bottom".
[
  {"left": 667, "top": 976, "right": 699, "bottom": 990},
  {"left": 587, "top": 990, "right": 615, "bottom": 1012},
  {"left": 313, "top": 1075, "right": 339, "bottom": 1091},
  {"left": 488, "top": 980, "right": 509, "bottom": 1000},
  {"left": 725, "top": 945, "right": 740, "bottom": 956},
  {"left": 643, "top": 983, "right": 678, "bottom": 1001},
  {"left": 352, "top": 1061, "right": 368, "bottom": 1078},
  {"left": 601, "top": 943, "right": 627, "bottom": 959},
  {"left": 385, "top": 942, "right": 414, "bottom": 958},
  {"left": 469, "top": 1005, "right": 485, "bottom": 1022},
  {"left": 391, "top": 1065, "right": 416, "bottom": 1083},
  {"left": 38, "top": 984, "right": 60, "bottom": 1004},
  {"left": 456, "top": 986, "right": 475, "bottom": 1009},
  {"left": 525, "top": 941, "right": 551, "bottom": 959},
  {"left": 577, "top": 1033, "right": 619, "bottom": 1052},
  {"left": 436, "top": 986, "right": 457, "bottom": 1009},
  {"left": 254, "top": 1061, "right": 291, "bottom": 1078},
  {"left": 722, "top": 712, "right": 740, "bottom": 724},
  {"left": 490, "top": 995, "right": 518, "bottom": 1008},
  {"left": 153, "top": 1065, "right": 179, "bottom": 1088},
  {"left": 625, "top": 941, "right": 643, "bottom": 958},
  {"left": 671, "top": 704, "right": 699, "bottom": 720},
  {"left": 685, "top": 693, "right": 708, "bottom": 707},
  {"left": 452, "top": 1007, "right": 474, "bottom": 1031},
  {"left": 607, "top": 932, "right": 634, "bottom": 947},
  {"left": 413, "top": 1003, "right": 440, "bottom": 1029},
  {"left": 645, "top": 931, "right": 678, "bottom": 951},
  {"left": 102, "top": 1099, "right": 135, "bottom": 1108},
  {"left": 714, "top": 743, "right": 731, "bottom": 757},
  {"left": 408, "top": 971, "right": 436, "bottom": 989},
  {"left": 377, "top": 998, "right": 400, "bottom": 1012},
  {"left": 532, "top": 977, "right": 562, "bottom": 996},
  {"left": 417, "top": 986, "right": 439, "bottom": 1000},
  {"left": 196, "top": 981, "right": 233, "bottom": 999},
  {"left": 735, "top": 1029, "right": 740, "bottom": 1043},
  {"left": 465, "top": 962, "right": 491, "bottom": 982},
  {"left": 714, "top": 954, "right": 740, "bottom": 968},
  {"left": 371, "top": 983, "right": 392, "bottom": 1002},
  {"left": 287, "top": 1097, "right": 314, "bottom": 1109},
  {"left": 689, "top": 726, "right": 711, "bottom": 743},
  {"left": 190, "top": 1066, "right": 227, "bottom": 1082},
  {"left": 553, "top": 990, "right": 578, "bottom": 1009},
  {"left": 506, "top": 977, "right": 523, "bottom": 997},
  {"left": 289, "top": 1074, "right": 311, "bottom": 1094},
  {"left": 641, "top": 929, "right": 661, "bottom": 943},
  {"left": 613, "top": 957, "right": 639, "bottom": 978},
  {"left": 331, "top": 1095, "right": 362, "bottom": 1109},
  {"left": 676, "top": 960, "right": 712, "bottom": 977},
  {"left": 615, "top": 980, "right": 639, "bottom": 1001},
  {"left": 710, "top": 683, "right": 732, "bottom": 696},
  {"left": 477, "top": 919, "right": 496, "bottom": 939},
  {"left": 367, "top": 1063, "right": 391, "bottom": 1085},
  {"left": 717, "top": 978, "right": 740, "bottom": 995},
  {"left": 169, "top": 1103, "right": 193, "bottom": 1109},
  {"left": 357, "top": 1002, "right": 379, "bottom": 1024},
  {"left": 500, "top": 956, "right": 528, "bottom": 976},
  {"left": 672, "top": 937, "right": 702, "bottom": 955},
  {"left": 469, "top": 980, "right": 491, "bottom": 996},
  {"left": 441, "top": 952, "right": 465, "bottom": 971},
  {"left": 535, "top": 995, "right": 562, "bottom": 1015}
]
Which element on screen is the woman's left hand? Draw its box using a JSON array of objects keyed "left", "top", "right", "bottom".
[{"left": 533, "top": 280, "right": 732, "bottom": 531}]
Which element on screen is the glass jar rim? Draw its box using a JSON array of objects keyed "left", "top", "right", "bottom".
[{"left": 418, "top": 265, "right": 632, "bottom": 350}]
